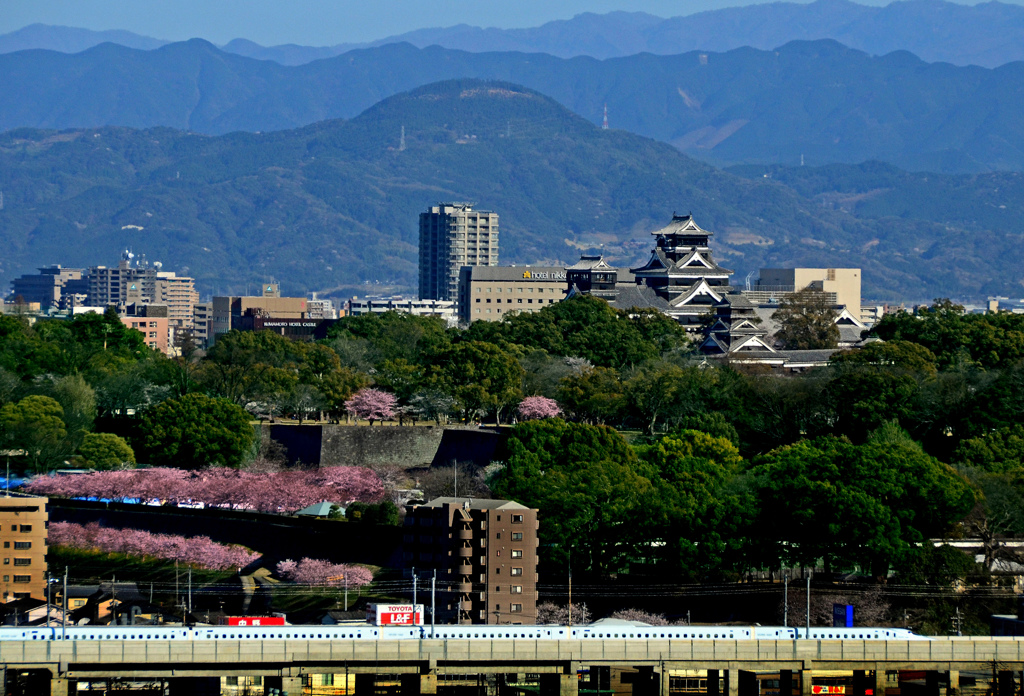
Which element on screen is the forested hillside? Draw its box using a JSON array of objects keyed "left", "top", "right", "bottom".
[
  {"left": 2, "top": 80, "right": 1018, "bottom": 300},
  {"left": 2, "top": 39, "right": 1023, "bottom": 173}
]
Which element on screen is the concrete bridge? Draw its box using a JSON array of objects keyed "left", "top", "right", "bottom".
[{"left": 5, "top": 637, "right": 1024, "bottom": 696}]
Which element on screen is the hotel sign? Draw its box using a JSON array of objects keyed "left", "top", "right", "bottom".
[{"left": 522, "top": 271, "right": 567, "bottom": 280}]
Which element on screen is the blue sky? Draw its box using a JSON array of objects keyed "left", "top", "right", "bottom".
[{"left": 1, "top": 0, "right": 997, "bottom": 46}]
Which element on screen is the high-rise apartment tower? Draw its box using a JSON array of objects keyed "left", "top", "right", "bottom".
[{"left": 418, "top": 203, "right": 499, "bottom": 303}]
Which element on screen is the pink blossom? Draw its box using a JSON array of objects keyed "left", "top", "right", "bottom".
[
  {"left": 275, "top": 557, "right": 374, "bottom": 587},
  {"left": 25, "top": 466, "right": 385, "bottom": 513},
  {"left": 517, "top": 396, "right": 562, "bottom": 420},
  {"left": 49, "top": 522, "right": 260, "bottom": 570},
  {"left": 344, "top": 389, "right": 397, "bottom": 424}
]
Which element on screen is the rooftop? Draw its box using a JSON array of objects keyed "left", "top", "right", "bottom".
[{"left": 419, "top": 497, "right": 531, "bottom": 510}]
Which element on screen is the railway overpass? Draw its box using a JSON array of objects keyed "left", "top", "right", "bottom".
[{"left": 4, "top": 637, "right": 1024, "bottom": 696}]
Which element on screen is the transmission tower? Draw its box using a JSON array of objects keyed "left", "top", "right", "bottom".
[
  {"left": 399, "top": 125, "right": 406, "bottom": 151},
  {"left": 602, "top": 104, "right": 609, "bottom": 130}
]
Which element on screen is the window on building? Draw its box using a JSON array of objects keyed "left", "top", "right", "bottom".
[
  {"left": 517, "top": 299, "right": 523, "bottom": 304},
  {"left": 512, "top": 532, "right": 523, "bottom": 541},
  {"left": 496, "top": 533, "right": 501, "bottom": 539},
  {"left": 2, "top": 542, "right": 7, "bottom": 548},
  {"left": 487, "top": 287, "right": 492, "bottom": 292},
  {"left": 511, "top": 586, "right": 523, "bottom": 594},
  {"left": 512, "top": 515, "right": 524, "bottom": 523},
  {"left": 13, "top": 558, "right": 29, "bottom": 566},
  {"left": 13, "top": 542, "right": 30, "bottom": 550},
  {"left": 19, "top": 525, "right": 31, "bottom": 533},
  {"left": 528, "top": 299, "right": 533, "bottom": 304},
  {"left": 12, "top": 575, "right": 30, "bottom": 583},
  {"left": 2, "top": 559, "right": 6, "bottom": 565},
  {"left": 511, "top": 604, "right": 523, "bottom": 613},
  {"left": 2, "top": 576, "right": 7, "bottom": 582},
  {"left": 511, "top": 550, "right": 523, "bottom": 558},
  {"left": 511, "top": 568, "right": 523, "bottom": 576}
]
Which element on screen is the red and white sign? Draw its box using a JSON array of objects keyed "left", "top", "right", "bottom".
[
  {"left": 220, "top": 616, "right": 286, "bottom": 626},
  {"left": 812, "top": 687, "right": 846, "bottom": 695},
  {"left": 367, "top": 604, "right": 424, "bottom": 626}
]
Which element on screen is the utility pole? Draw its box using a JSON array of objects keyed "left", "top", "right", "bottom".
[
  {"left": 412, "top": 568, "right": 417, "bottom": 608},
  {"left": 568, "top": 555, "right": 573, "bottom": 627},
  {"left": 952, "top": 607, "right": 963, "bottom": 637},
  {"left": 344, "top": 575, "right": 349, "bottom": 611},
  {"left": 805, "top": 574, "right": 811, "bottom": 639},
  {"left": 431, "top": 570, "right": 436, "bottom": 639},
  {"left": 63, "top": 567, "right": 67, "bottom": 641},
  {"left": 188, "top": 567, "right": 193, "bottom": 618},
  {"left": 783, "top": 573, "right": 789, "bottom": 627},
  {"left": 175, "top": 560, "right": 180, "bottom": 616},
  {"left": 46, "top": 571, "right": 51, "bottom": 626}
]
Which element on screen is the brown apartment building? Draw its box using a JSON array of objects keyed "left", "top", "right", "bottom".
[
  {"left": 0, "top": 495, "right": 48, "bottom": 602},
  {"left": 404, "top": 498, "right": 539, "bottom": 625}
]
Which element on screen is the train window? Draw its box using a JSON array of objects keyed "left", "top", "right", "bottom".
[{"left": 318, "top": 634, "right": 322, "bottom": 638}]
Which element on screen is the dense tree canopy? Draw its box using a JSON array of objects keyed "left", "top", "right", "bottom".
[
  {"left": 749, "top": 436, "right": 975, "bottom": 576},
  {"left": 141, "top": 393, "right": 256, "bottom": 468}
]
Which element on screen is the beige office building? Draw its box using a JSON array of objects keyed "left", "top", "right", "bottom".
[
  {"left": 419, "top": 203, "right": 499, "bottom": 304},
  {"left": 458, "top": 266, "right": 567, "bottom": 323},
  {"left": 210, "top": 284, "right": 309, "bottom": 341},
  {"left": 756, "top": 268, "right": 861, "bottom": 318},
  {"left": 0, "top": 496, "right": 48, "bottom": 602}
]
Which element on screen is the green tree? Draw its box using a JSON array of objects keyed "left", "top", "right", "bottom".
[
  {"left": 78, "top": 432, "right": 136, "bottom": 470},
  {"left": 954, "top": 424, "right": 1024, "bottom": 473},
  {"left": 624, "top": 361, "right": 710, "bottom": 434},
  {"left": 428, "top": 341, "right": 524, "bottom": 423},
  {"left": 870, "top": 299, "right": 1024, "bottom": 369},
  {"left": 492, "top": 419, "right": 656, "bottom": 575},
  {"left": 0, "top": 395, "right": 68, "bottom": 472},
  {"left": 640, "top": 430, "right": 751, "bottom": 578},
  {"left": 141, "top": 393, "right": 256, "bottom": 469},
  {"left": 830, "top": 340, "right": 938, "bottom": 377},
  {"left": 772, "top": 288, "right": 839, "bottom": 350},
  {"left": 823, "top": 369, "right": 919, "bottom": 442},
  {"left": 749, "top": 437, "right": 975, "bottom": 576},
  {"left": 50, "top": 374, "right": 97, "bottom": 449},
  {"left": 557, "top": 365, "right": 625, "bottom": 424},
  {"left": 197, "top": 330, "right": 302, "bottom": 405}
]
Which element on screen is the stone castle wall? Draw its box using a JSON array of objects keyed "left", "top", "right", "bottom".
[{"left": 267, "top": 424, "right": 504, "bottom": 469}]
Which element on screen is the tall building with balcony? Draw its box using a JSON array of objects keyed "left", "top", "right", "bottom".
[
  {"left": 0, "top": 495, "right": 48, "bottom": 602},
  {"left": 86, "top": 252, "right": 197, "bottom": 331},
  {"left": 404, "top": 498, "right": 539, "bottom": 625},
  {"left": 419, "top": 203, "right": 499, "bottom": 305}
]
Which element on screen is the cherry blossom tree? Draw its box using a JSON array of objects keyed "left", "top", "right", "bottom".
[
  {"left": 536, "top": 602, "right": 590, "bottom": 625},
  {"left": 275, "top": 558, "right": 374, "bottom": 586},
  {"left": 517, "top": 396, "right": 562, "bottom": 421},
  {"left": 344, "top": 389, "right": 397, "bottom": 425},
  {"left": 608, "top": 608, "right": 669, "bottom": 625},
  {"left": 49, "top": 522, "right": 259, "bottom": 570},
  {"left": 25, "top": 466, "right": 385, "bottom": 513}
]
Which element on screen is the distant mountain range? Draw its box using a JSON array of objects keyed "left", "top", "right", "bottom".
[
  {"left": 1, "top": 80, "right": 1020, "bottom": 302},
  {"left": 5, "top": 0, "right": 1024, "bottom": 68},
  {"left": 1, "top": 38, "right": 1022, "bottom": 174}
]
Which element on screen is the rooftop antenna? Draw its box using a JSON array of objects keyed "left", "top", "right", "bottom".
[
  {"left": 602, "top": 104, "right": 609, "bottom": 130},
  {"left": 399, "top": 125, "right": 406, "bottom": 152}
]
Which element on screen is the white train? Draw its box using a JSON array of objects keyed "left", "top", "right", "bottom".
[{"left": 0, "top": 624, "right": 926, "bottom": 642}]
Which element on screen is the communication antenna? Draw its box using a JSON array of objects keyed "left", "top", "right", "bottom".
[
  {"left": 399, "top": 125, "right": 406, "bottom": 151},
  {"left": 602, "top": 104, "right": 609, "bottom": 130}
]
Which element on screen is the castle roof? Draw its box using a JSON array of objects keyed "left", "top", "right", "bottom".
[{"left": 650, "top": 214, "right": 712, "bottom": 237}]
